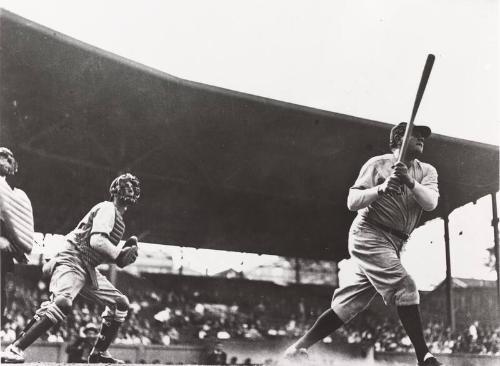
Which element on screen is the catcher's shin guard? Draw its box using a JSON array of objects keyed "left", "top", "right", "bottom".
[
  {"left": 14, "top": 296, "right": 69, "bottom": 350},
  {"left": 13, "top": 315, "right": 55, "bottom": 350},
  {"left": 12, "top": 315, "right": 38, "bottom": 344},
  {"left": 92, "top": 317, "right": 122, "bottom": 353}
]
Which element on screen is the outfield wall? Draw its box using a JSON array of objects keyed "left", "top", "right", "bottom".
[
  {"left": 3, "top": 341, "right": 499, "bottom": 365},
  {"left": 374, "top": 351, "right": 500, "bottom": 366},
  {"left": 9, "top": 342, "right": 205, "bottom": 364}
]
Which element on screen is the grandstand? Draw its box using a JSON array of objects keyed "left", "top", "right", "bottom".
[
  {"left": 2, "top": 263, "right": 499, "bottom": 364},
  {"left": 0, "top": 8, "right": 499, "bottom": 366}
]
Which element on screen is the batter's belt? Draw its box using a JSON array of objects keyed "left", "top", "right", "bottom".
[{"left": 365, "top": 218, "right": 410, "bottom": 241}]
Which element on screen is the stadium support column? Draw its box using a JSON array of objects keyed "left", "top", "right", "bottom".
[
  {"left": 0, "top": 224, "right": 3, "bottom": 326},
  {"left": 443, "top": 214, "right": 455, "bottom": 331},
  {"left": 491, "top": 192, "right": 500, "bottom": 309},
  {"left": 295, "top": 257, "right": 301, "bottom": 284}
]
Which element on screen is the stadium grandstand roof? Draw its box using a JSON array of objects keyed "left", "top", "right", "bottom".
[{"left": 0, "top": 10, "right": 498, "bottom": 261}]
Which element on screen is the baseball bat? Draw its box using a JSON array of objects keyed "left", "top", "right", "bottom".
[{"left": 397, "top": 54, "right": 435, "bottom": 163}]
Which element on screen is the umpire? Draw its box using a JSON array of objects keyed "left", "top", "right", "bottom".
[{"left": 0, "top": 147, "right": 33, "bottom": 324}]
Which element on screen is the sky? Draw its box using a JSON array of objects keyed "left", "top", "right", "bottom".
[{"left": 0, "top": 0, "right": 498, "bottom": 289}]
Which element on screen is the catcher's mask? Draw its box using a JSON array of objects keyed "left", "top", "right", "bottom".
[
  {"left": 0, "top": 147, "right": 18, "bottom": 176},
  {"left": 389, "top": 122, "right": 431, "bottom": 150},
  {"left": 109, "top": 173, "right": 141, "bottom": 205}
]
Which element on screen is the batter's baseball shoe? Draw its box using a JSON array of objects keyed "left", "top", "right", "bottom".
[
  {"left": 283, "top": 345, "right": 309, "bottom": 360},
  {"left": 0, "top": 344, "right": 25, "bottom": 363},
  {"left": 88, "top": 350, "right": 125, "bottom": 364},
  {"left": 418, "top": 356, "right": 443, "bottom": 366}
]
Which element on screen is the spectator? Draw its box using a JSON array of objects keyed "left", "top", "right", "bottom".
[
  {"left": 244, "top": 324, "right": 262, "bottom": 340},
  {"left": 166, "top": 326, "right": 179, "bottom": 344},
  {"left": 205, "top": 342, "right": 227, "bottom": 365},
  {"left": 469, "top": 320, "right": 479, "bottom": 341},
  {"left": 66, "top": 323, "right": 99, "bottom": 363},
  {"left": 1, "top": 268, "right": 499, "bottom": 357},
  {"left": 0, "top": 323, "right": 16, "bottom": 344}
]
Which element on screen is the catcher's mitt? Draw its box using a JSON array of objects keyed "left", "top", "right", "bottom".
[
  {"left": 116, "top": 246, "right": 138, "bottom": 268},
  {"left": 123, "top": 235, "right": 138, "bottom": 248}
]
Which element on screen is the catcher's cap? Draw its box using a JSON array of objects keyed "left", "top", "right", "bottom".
[{"left": 391, "top": 122, "right": 431, "bottom": 139}]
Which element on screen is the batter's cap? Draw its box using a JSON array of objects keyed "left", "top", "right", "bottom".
[{"left": 390, "top": 122, "right": 431, "bottom": 148}]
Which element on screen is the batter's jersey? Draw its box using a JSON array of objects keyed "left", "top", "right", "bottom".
[
  {"left": 351, "top": 153, "right": 439, "bottom": 235},
  {"left": 66, "top": 201, "right": 125, "bottom": 267}
]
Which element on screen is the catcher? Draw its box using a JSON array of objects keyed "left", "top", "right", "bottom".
[
  {"left": 1, "top": 173, "right": 141, "bottom": 364},
  {"left": 0, "top": 147, "right": 34, "bottom": 324}
]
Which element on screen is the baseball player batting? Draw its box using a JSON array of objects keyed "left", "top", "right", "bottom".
[
  {"left": 1, "top": 173, "right": 141, "bottom": 364},
  {"left": 283, "top": 123, "right": 442, "bottom": 366}
]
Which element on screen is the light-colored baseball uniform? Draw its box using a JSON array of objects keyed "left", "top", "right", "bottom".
[
  {"left": 331, "top": 153, "right": 439, "bottom": 322},
  {"left": 40, "top": 201, "right": 128, "bottom": 322}
]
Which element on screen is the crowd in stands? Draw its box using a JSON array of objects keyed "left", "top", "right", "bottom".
[
  {"left": 338, "top": 316, "right": 500, "bottom": 356},
  {"left": 1, "top": 268, "right": 499, "bottom": 357}
]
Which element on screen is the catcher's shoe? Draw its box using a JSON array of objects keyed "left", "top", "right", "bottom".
[
  {"left": 418, "top": 356, "right": 443, "bottom": 366},
  {"left": 88, "top": 350, "right": 124, "bottom": 364},
  {"left": 283, "top": 345, "right": 309, "bottom": 360},
  {"left": 0, "top": 344, "right": 25, "bottom": 363}
]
